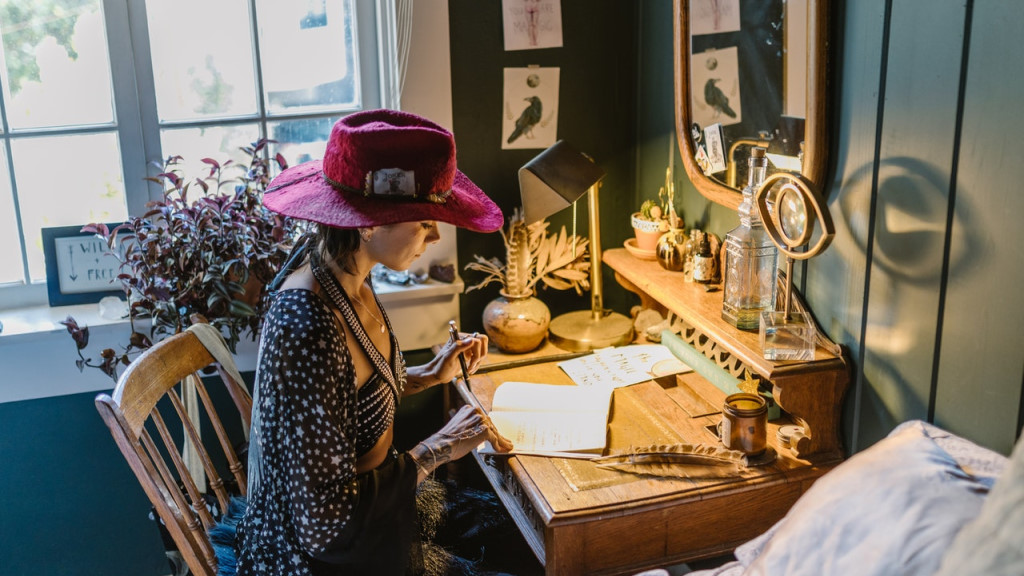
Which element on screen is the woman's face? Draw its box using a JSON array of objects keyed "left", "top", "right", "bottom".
[{"left": 365, "top": 221, "right": 440, "bottom": 270}]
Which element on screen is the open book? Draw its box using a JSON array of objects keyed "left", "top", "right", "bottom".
[
  {"left": 558, "top": 344, "right": 693, "bottom": 388},
  {"left": 480, "top": 381, "right": 614, "bottom": 459}
]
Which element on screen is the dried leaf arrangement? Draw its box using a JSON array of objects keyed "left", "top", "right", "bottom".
[
  {"left": 464, "top": 207, "right": 590, "bottom": 298},
  {"left": 62, "top": 139, "right": 302, "bottom": 380},
  {"left": 594, "top": 443, "right": 749, "bottom": 479}
]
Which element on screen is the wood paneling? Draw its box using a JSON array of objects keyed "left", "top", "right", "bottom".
[
  {"left": 935, "top": 1, "right": 1024, "bottom": 455},
  {"left": 859, "top": 0, "right": 967, "bottom": 444},
  {"left": 804, "top": 0, "right": 888, "bottom": 451}
]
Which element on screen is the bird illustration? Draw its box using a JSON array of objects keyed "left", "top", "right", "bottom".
[
  {"left": 507, "top": 96, "right": 542, "bottom": 143},
  {"left": 704, "top": 78, "right": 736, "bottom": 119}
]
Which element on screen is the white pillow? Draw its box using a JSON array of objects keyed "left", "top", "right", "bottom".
[
  {"left": 934, "top": 426, "right": 1024, "bottom": 576},
  {"left": 739, "top": 420, "right": 992, "bottom": 576}
]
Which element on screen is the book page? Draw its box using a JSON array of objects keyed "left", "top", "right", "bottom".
[
  {"left": 491, "top": 381, "right": 613, "bottom": 413},
  {"left": 558, "top": 344, "right": 693, "bottom": 388},
  {"left": 489, "top": 410, "right": 607, "bottom": 453},
  {"left": 484, "top": 382, "right": 613, "bottom": 457}
]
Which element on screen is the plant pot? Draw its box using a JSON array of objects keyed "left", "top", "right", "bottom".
[
  {"left": 631, "top": 212, "right": 665, "bottom": 252},
  {"left": 482, "top": 291, "right": 551, "bottom": 353}
]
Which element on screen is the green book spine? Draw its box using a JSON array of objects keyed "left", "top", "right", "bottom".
[{"left": 659, "top": 329, "right": 741, "bottom": 395}]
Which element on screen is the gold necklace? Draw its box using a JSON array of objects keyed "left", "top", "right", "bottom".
[{"left": 350, "top": 291, "right": 386, "bottom": 334}]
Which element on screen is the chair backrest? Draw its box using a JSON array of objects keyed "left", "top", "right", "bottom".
[{"left": 95, "top": 329, "right": 251, "bottom": 576}]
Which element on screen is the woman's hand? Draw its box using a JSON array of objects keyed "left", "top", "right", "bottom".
[
  {"left": 441, "top": 330, "right": 488, "bottom": 378},
  {"left": 407, "top": 331, "right": 489, "bottom": 392},
  {"left": 410, "top": 405, "right": 513, "bottom": 482}
]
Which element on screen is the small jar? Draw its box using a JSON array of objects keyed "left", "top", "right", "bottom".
[
  {"left": 693, "top": 235, "right": 715, "bottom": 284},
  {"left": 720, "top": 393, "right": 767, "bottom": 455},
  {"left": 682, "top": 230, "right": 699, "bottom": 282}
]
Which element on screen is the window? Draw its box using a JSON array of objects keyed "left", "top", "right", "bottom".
[{"left": 0, "top": 0, "right": 394, "bottom": 308}]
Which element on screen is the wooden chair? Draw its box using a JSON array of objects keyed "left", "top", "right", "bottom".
[{"left": 95, "top": 327, "right": 252, "bottom": 576}]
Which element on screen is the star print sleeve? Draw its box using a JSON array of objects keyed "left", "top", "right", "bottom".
[
  {"left": 274, "top": 299, "right": 418, "bottom": 563},
  {"left": 271, "top": 303, "right": 362, "bottom": 556}
]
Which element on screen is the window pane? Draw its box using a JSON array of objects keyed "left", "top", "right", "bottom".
[
  {"left": 0, "top": 145, "right": 21, "bottom": 284},
  {"left": 146, "top": 0, "right": 258, "bottom": 122},
  {"left": 12, "top": 133, "right": 126, "bottom": 282},
  {"left": 0, "top": 0, "right": 115, "bottom": 129},
  {"left": 268, "top": 116, "right": 339, "bottom": 170},
  {"left": 257, "top": 0, "right": 358, "bottom": 115},
  {"left": 159, "top": 123, "right": 262, "bottom": 187}
]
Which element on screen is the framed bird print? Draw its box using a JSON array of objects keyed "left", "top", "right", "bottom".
[
  {"left": 502, "top": 66, "right": 559, "bottom": 150},
  {"left": 690, "top": 46, "right": 743, "bottom": 129}
]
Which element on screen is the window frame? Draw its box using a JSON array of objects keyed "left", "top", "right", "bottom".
[{"left": 0, "top": 0, "right": 396, "bottom": 310}]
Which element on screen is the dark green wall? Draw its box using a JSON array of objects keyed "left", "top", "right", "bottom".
[
  {"left": 449, "top": 0, "right": 640, "bottom": 331},
  {"left": 1, "top": 391, "right": 178, "bottom": 576}
]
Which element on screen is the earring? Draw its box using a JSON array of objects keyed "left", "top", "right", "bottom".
[{"left": 360, "top": 231, "right": 371, "bottom": 243}]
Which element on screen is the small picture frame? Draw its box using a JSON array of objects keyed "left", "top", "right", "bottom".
[{"left": 41, "top": 223, "right": 126, "bottom": 307}]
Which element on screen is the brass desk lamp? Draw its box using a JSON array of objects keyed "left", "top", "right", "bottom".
[{"left": 519, "top": 140, "right": 633, "bottom": 351}]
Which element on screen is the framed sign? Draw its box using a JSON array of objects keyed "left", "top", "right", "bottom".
[{"left": 41, "top": 223, "right": 127, "bottom": 307}]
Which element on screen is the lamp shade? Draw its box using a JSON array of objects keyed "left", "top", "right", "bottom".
[{"left": 518, "top": 140, "right": 606, "bottom": 224}]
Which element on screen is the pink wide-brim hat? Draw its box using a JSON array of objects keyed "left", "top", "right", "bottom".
[{"left": 263, "top": 109, "right": 503, "bottom": 233}]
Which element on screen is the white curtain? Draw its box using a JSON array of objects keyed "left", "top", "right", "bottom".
[{"left": 395, "top": 0, "right": 414, "bottom": 100}]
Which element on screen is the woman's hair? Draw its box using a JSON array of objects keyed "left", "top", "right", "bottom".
[{"left": 315, "top": 223, "right": 361, "bottom": 274}]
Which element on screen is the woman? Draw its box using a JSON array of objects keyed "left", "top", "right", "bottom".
[{"left": 236, "top": 109, "right": 514, "bottom": 575}]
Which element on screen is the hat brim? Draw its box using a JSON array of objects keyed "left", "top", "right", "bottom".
[{"left": 263, "top": 160, "right": 503, "bottom": 233}]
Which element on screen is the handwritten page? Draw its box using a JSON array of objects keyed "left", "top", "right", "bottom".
[
  {"left": 480, "top": 381, "right": 613, "bottom": 458},
  {"left": 558, "top": 344, "right": 693, "bottom": 388}
]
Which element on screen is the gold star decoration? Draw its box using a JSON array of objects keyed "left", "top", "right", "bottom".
[{"left": 737, "top": 369, "right": 760, "bottom": 395}]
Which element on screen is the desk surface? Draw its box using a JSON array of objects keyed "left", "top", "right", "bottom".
[{"left": 460, "top": 357, "right": 841, "bottom": 575}]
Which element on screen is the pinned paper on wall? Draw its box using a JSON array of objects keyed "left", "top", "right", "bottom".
[
  {"left": 502, "top": 66, "right": 559, "bottom": 150},
  {"left": 691, "top": 46, "right": 742, "bottom": 129},
  {"left": 690, "top": 0, "right": 741, "bottom": 35},
  {"left": 502, "top": 0, "right": 563, "bottom": 51},
  {"left": 704, "top": 123, "right": 728, "bottom": 174}
]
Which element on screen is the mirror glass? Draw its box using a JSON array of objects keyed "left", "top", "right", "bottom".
[{"left": 675, "top": 0, "right": 829, "bottom": 210}]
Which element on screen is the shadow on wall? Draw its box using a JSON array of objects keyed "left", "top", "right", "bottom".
[{"left": 836, "top": 156, "right": 981, "bottom": 285}]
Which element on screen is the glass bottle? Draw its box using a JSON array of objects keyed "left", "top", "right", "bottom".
[
  {"left": 692, "top": 234, "right": 715, "bottom": 284},
  {"left": 722, "top": 147, "right": 777, "bottom": 330}
]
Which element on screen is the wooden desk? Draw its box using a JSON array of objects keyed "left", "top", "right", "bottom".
[{"left": 450, "top": 249, "right": 850, "bottom": 575}]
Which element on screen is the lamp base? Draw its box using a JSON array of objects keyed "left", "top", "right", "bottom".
[{"left": 548, "top": 309, "right": 634, "bottom": 352}]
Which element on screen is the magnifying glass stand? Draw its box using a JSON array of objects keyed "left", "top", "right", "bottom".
[
  {"left": 753, "top": 173, "right": 835, "bottom": 362},
  {"left": 760, "top": 262, "right": 816, "bottom": 361}
]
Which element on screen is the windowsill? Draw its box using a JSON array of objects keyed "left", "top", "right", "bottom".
[
  {"left": 0, "top": 279, "right": 465, "bottom": 340},
  {"left": 0, "top": 302, "right": 125, "bottom": 339},
  {"left": 0, "top": 279, "right": 465, "bottom": 404}
]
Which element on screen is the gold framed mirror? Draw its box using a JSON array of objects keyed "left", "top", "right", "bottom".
[{"left": 673, "top": 0, "right": 830, "bottom": 210}]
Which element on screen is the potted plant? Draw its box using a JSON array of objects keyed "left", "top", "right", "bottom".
[
  {"left": 62, "top": 139, "right": 302, "bottom": 380},
  {"left": 464, "top": 208, "right": 589, "bottom": 353},
  {"left": 631, "top": 175, "right": 681, "bottom": 252}
]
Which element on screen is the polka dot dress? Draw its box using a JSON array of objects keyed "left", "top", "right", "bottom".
[{"left": 236, "top": 289, "right": 416, "bottom": 575}]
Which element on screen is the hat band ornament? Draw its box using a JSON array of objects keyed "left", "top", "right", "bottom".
[{"left": 321, "top": 169, "right": 452, "bottom": 205}]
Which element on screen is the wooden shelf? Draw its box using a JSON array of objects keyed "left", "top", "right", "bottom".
[{"left": 604, "top": 248, "right": 850, "bottom": 459}]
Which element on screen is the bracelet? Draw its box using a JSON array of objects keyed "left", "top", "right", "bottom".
[{"left": 412, "top": 442, "right": 438, "bottom": 479}]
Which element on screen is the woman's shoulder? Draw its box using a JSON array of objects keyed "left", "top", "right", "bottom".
[{"left": 265, "top": 289, "right": 334, "bottom": 330}]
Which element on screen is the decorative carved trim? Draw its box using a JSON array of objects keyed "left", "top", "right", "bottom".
[{"left": 676, "top": 316, "right": 749, "bottom": 378}]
